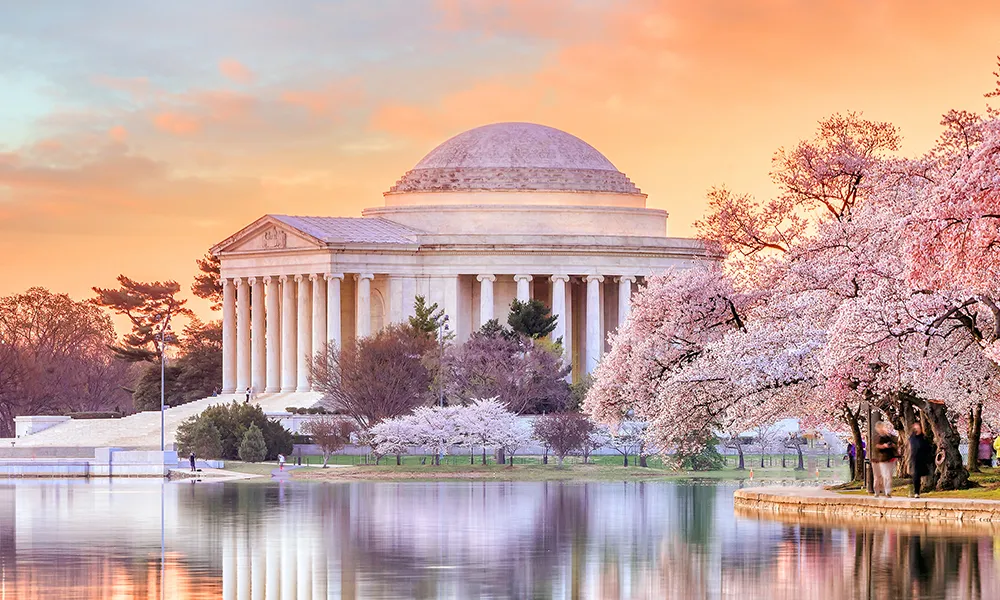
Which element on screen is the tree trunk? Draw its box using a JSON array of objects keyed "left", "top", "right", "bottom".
[
  {"left": 622, "top": 453, "right": 628, "bottom": 467},
  {"left": 916, "top": 397, "right": 970, "bottom": 490},
  {"left": 557, "top": 455, "right": 564, "bottom": 467},
  {"left": 967, "top": 403, "right": 983, "bottom": 473},
  {"left": 543, "top": 448, "right": 548, "bottom": 465},
  {"left": 759, "top": 452, "right": 765, "bottom": 468},
  {"left": 322, "top": 453, "right": 330, "bottom": 468},
  {"left": 497, "top": 447, "right": 505, "bottom": 465},
  {"left": 796, "top": 446, "right": 804, "bottom": 471},
  {"left": 470, "top": 449, "right": 474, "bottom": 465},
  {"left": 736, "top": 448, "right": 745, "bottom": 471},
  {"left": 395, "top": 453, "right": 401, "bottom": 466},
  {"left": 482, "top": 447, "right": 487, "bottom": 465},
  {"left": 639, "top": 454, "right": 648, "bottom": 468},
  {"left": 844, "top": 403, "right": 865, "bottom": 483}
]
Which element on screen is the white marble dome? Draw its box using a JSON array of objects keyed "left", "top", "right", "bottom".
[{"left": 387, "top": 122, "right": 642, "bottom": 195}]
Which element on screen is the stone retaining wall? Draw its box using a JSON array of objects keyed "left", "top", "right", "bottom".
[{"left": 734, "top": 486, "right": 1000, "bottom": 525}]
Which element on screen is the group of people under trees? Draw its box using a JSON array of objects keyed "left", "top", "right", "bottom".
[
  {"left": 586, "top": 62, "right": 1000, "bottom": 494},
  {"left": 865, "top": 421, "right": 934, "bottom": 499}
]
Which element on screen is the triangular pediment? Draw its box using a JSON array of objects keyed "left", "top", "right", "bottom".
[{"left": 211, "top": 216, "right": 324, "bottom": 254}]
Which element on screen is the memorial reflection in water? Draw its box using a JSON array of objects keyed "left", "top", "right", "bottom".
[{"left": 0, "top": 480, "right": 997, "bottom": 599}]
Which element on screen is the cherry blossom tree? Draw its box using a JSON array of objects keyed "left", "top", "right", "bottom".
[{"left": 532, "top": 413, "right": 593, "bottom": 467}]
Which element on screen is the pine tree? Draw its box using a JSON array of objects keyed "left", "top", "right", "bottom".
[
  {"left": 92, "top": 275, "right": 192, "bottom": 362},
  {"left": 191, "top": 253, "right": 223, "bottom": 311},
  {"left": 238, "top": 423, "right": 268, "bottom": 463},
  {"left": 507, "top": 299, "right": 558, "bottom": 339},
  {"left": 408, "top": 295, "right": 447, "bottom": 336}
]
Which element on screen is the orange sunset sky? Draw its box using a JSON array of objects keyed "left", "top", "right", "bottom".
[{"left": 3, "top": 0, "right": 1000, "bottom": 320}]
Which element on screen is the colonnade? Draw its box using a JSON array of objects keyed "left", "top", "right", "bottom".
[{"left": 220, "top": 272, "right": 637, "bottom": 394}]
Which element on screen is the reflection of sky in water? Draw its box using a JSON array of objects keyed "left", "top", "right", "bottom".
[{"left": 0, "top": 479, "right": 997, "bottom": 599}]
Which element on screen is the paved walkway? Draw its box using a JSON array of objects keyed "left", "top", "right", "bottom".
[
  {"left": 271, "top": 465, "right": 301, "bottom": 481},
  {"left": 735, "top": 486, "right": 1000, "bottom": 527}
]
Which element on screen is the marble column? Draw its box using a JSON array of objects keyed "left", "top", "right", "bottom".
[
  {"left": 264, "top": 277, "right": 280, "bottom": 393},
  {"left": 403, "top": 276, "right": 418, "bottom": 320},
  {"left": 389, "top": 276, "right": 404, "bottom": 324},
  {"left": 443, "top": 275, "right": 458, "bottom": 327},
  {"left": 477, "top": 274, "right": 495, "bottom": 325},
  {"left": 236, "top": 278, "right": 251, "bottom": 393},
  {"left": 585, "top": 275, "right": 604, "bottom": 373},
  {"left": 311, "top": 274, "right": 326, "bottom": 360},
  {"left": 296, "top": 275, "right": 312, "bottom": 392},
  {"left": 550, "top": 275, "right": 570, "bottom": 358},
  {"left": 356, "top": 274, "right": 374, "bottom": 338},
  {"left": 514, "top": 274, "right": 533, "bottom": 302},
  {"left": 222, "top": 278, "right": 237, "bottom": 393},
  {"left": 250, "top": 277, "right": 265, "bottom": 394},
  {"left": 325, "top": 274, "right": 343, "bottom": 349},
  {"left": 618, "top": 276, "right": 636, "bottom": 327},
  {"left": 280, "top": 276, "right": 297, "bottom": 392}
]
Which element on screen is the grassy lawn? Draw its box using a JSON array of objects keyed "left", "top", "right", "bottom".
[
  {"left": 278, "top": 454, "right": 848, "bottom": 483},
  {"left": 220, "top": 461, "right": 279, "bottom": 477},
  {"left": 834, "top": 467, "right": 1000, "bottom": 501}
]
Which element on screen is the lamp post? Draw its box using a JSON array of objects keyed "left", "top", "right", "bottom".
[
  {"left": 437, "top": 315, "right": 449, "bottom": 466},
  {"left": 438, "top": 315, "right": 449, "bottom": 408},
  {"left": 159, "top": 335, "right": 167, "bottom": 453},
  {"left": 158, "top": 313, "right": 173, "bottom": 453}
]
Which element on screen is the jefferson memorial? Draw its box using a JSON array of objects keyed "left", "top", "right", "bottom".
[{"left": 212, "top": 123, "right": 714, "bottom": 396}]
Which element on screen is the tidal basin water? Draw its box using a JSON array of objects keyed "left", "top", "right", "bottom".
[{"left": 0, "top": 479, "right": 997, "bottom": 599}]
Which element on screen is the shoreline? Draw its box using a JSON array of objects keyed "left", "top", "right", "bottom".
[{"left": 734, "top": 486, "right": 1000, "bottom": 527}]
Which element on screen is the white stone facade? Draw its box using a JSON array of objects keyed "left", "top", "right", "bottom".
[{"left": 211, "top": 122, "right": 716, "bottom": 394}]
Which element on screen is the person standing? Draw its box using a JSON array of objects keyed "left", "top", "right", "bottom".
[
  {"left": 189, "top": 452, "right": 197, "bottom": 472},
  {"left": 871, "top": 422, "right": 898, "bottom": 497},
  {"left": 278, "top": 453, "right": 286, "bottom": 471},
  {"left": 245, "top": 386, "right": 252, "bottom": 403},
  {"left": 909, "top": 422, "right": 932, "bottom": 498}
]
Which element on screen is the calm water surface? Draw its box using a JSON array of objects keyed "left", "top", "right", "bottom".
[{"left": 0, "top": 478, "right": 996, "bottom": 599}]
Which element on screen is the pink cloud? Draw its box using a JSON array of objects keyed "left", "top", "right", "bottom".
[
  {"left": 219, "top": 59, "right": 254, "bottom": 84},
  {"left": 108, "top": 126, "right": 128, "bottom": 143},
  {"left": 152, "top": 112, "right": 201, "bottom": 136},
  {"left": 280, "top": 80, "right": 363, "bottom": 117}
]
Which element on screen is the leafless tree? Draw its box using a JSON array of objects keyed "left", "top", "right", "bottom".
[
  {"left": 310, "top": 325, "right": 433, "bottom": 430},
  {"left": 532, "top": 413, "right": 594, "bottom": 467},
  {"left": 302, "top": 417, "right": 357, "bottom": 467}
]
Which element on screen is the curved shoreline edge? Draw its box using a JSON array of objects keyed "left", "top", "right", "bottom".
[{"left": 734, "top": 486, "right": 1000, "bottom": 526}]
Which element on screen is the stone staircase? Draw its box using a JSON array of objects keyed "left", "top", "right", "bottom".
[{"left": 8, "top": 392, "right": 323, "bottom": 450}]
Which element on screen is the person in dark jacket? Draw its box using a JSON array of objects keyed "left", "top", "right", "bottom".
[
  {"left": 908, "top": 423, "right": 932, "bottom": 498},
  {"left": 189, "top": 452, "right": 197, "bottom": 472}
]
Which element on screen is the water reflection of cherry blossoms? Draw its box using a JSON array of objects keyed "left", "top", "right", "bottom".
[{"left": 1, "top": 479, "right": 998, "bottom": 599}]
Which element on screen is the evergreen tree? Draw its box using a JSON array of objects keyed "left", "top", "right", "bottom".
[
  {"left": 508, "top": 299, "right": 558, "bottom": 339},
  {"left": 408, "top": 295, "right": 447, "bottom": 336},
  {"left": 176, "top": 416, "right": 223, "bottom": 459},
  {"left": 477, "top": 318, "right": 519, "bottom": 342},
  {"left": 92, "top": 275, "right": 192, "bottom": 362},
  {"left": 238, "top": 423, "right": 268, "bottom": 463},
  {"left": 191, "top": 253, "right": 223, "bottom": 311}
]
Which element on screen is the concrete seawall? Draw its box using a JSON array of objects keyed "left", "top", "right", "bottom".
[
  {"left": 0, "top": 448, "right": 177, "bottom": 478},
  {"left": 735, "top": 486, "right": 1000, "bottom": 526}
]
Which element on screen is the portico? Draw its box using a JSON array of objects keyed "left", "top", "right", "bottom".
[{"left": 212, "top": 122, "right": 715, "bottom": 397}]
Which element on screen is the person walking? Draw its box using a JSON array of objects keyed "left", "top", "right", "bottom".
[
  {"left": 189, "top": 452, "right": 197, "bottom": 472},
  {"left": 847, "top": 442, "right": 856, "bottom": 481},
  {"left": 278, "top": 453, "right": 286, "bottom": 471},
  {"left": 871, "top": 422, "right": 898, "bottom": 497},
  {"left": 978, "top": 436, "right": 993, "bottom": 468},
  {"left": 908, "top": 422, "right": 932, "bottom": 498},
  {"left": 245, "top": 386, "right": 252, "bottom": 403}
]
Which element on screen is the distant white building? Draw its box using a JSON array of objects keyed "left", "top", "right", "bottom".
[{"left": 212, "top": 122, "right": 714, "bottom": 400}]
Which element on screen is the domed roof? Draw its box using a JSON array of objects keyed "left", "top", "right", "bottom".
[{"left": 387, "top": 122, "right": 642, "bottom": 195}]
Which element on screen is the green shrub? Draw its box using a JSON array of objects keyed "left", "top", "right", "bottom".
[
  {"left": 68, "top": 412, "right": 124, "bottom": 420},
  {"left": 176, "top": 417, "right": 223, "bottom": 459},
  {"left": 238, "top": 424, "right": 268, "bottom": 463},
  {"left": 176, "top": 401, "right": 291, "bottom": 461}
]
